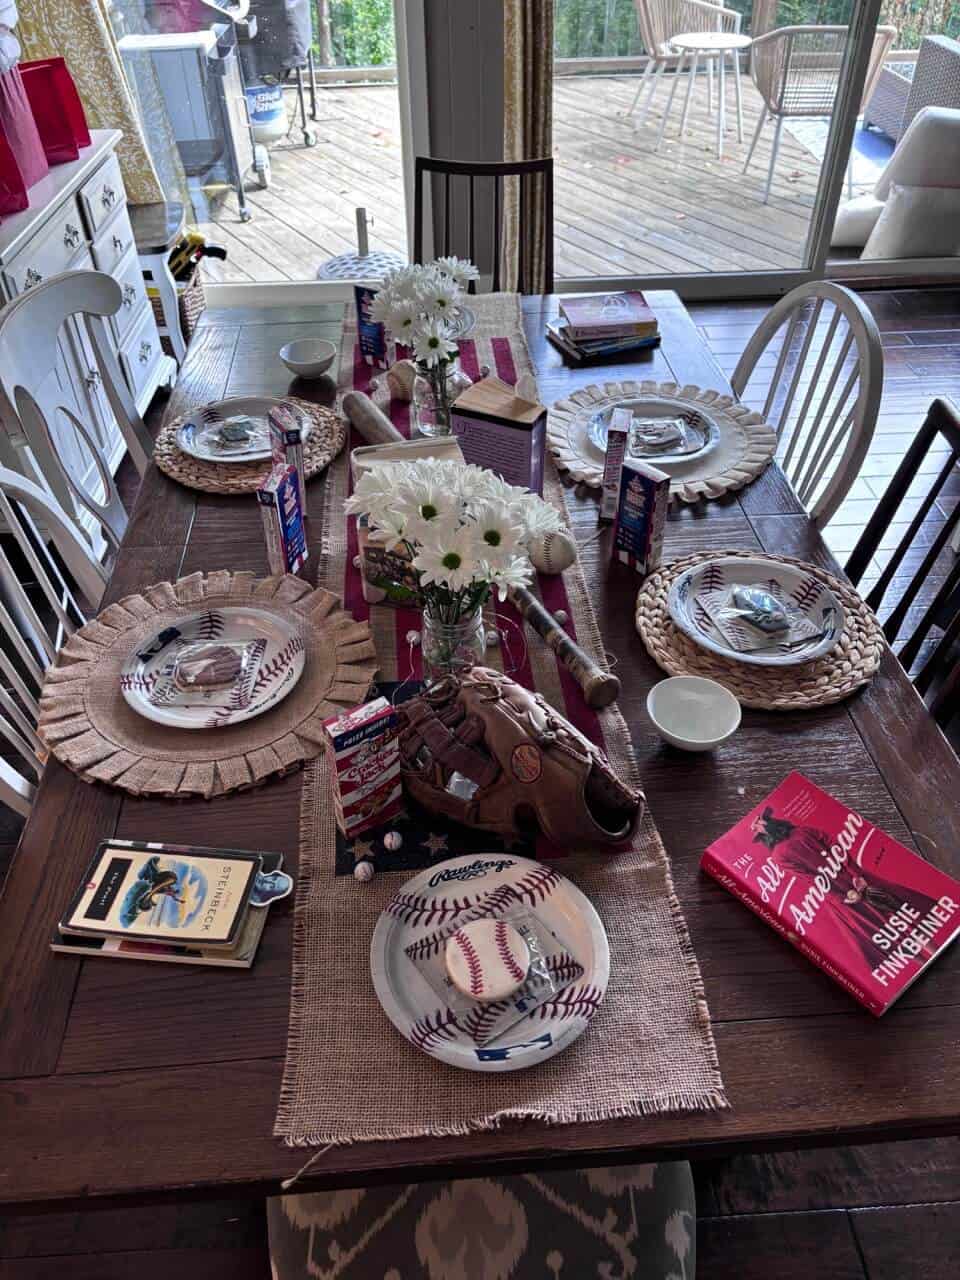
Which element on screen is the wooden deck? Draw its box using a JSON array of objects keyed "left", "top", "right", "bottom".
[{"left": 199, "top": 73, "right": 829, "bottom": 284}]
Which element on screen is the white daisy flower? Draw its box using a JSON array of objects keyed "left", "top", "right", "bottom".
[
  {"left": 416, "top": 272, "right": 461, "bottom": 321},
  {"left": 434, "top": 255, "right": 480, "bottom": 287},
  {"left": 471, "top": 501, "right": 524, "bottom": 568},
  {"left": 400, "top": 475, "right": 461, "bottom": 545},
  {"left": 488, "top": 555, "right": 534, "bottom": 600},
  {"left": 366, "top": 504, "right": 408, "bottom": 546},
  {"left": 522, "top": 497, "right": 565, "bottom": 537},
  {"left": 387, "top": 300, "right": 419, "bottom": 336},
  {"left": 411, "top": 319, "right": 458, "bottom": 368},
  {"left": 414, "top": 524, "right": 481, "bottom": 592}
]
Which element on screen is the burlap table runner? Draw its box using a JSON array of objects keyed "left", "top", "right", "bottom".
[
  {"left": 275, "top": 294, "right": 727, "bottom": 1149},
  {"left": 38, "top": 572, "right": 377, "bottom": 798}
]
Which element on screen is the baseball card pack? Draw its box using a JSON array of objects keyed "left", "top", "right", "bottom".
[
  {"left": 257, "top": 463, "right": 308, "bottom": 576},
  {"left": 611, "top": 456, "right": 670, "bottom": 576},
  {"left": 599, "top": 406, "right": 631, "bottom": 524},
  {"left": 323, "top": 696, "right": 403, "bottom": 837}
]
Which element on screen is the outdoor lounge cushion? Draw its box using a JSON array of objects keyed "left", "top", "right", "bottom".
[
  {"left": 862, "top": 183, "right": 960, "bottom": 258},
  {"left": 831, "top": 106, "right": 960, "bottom": 248}
]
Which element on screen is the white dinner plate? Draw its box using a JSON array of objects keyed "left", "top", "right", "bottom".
[
  {"left": 586, "top": 395, "right": 718, "bottom": 464},
  {"left": 371, "top": 854, "right": 609, "bottom": 1073},
  {"left": 668, "top": 555, "right": 844, "bottom": 667},
  {"left": 120, "top": 606, "right": 305, "bottom": 729},
  {"left": 176, "top": 396, "right": 312, "bottom": 464}
]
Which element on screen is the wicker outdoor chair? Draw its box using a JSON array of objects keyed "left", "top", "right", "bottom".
[
  {"left": 865, "top": 34, "right": 960, "bottom": 142},
  {"left": 744, "top": 24, "right": 896, "bottom": 203}
]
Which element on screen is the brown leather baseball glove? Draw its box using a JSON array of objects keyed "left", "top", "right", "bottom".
[{"left": 397, "top": 667, "right": 642, "bottom": 848}]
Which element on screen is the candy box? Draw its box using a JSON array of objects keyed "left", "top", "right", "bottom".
[
  {"left": 257, "top": 463, "right": 308, "bottom": 576},
  {"left": 323, "top": 697, "right": 403, "bottom": 837},
  {"left": 268, "top": 404, "right": 306, "bottom": 515},
  {"left": 611, "top": 456, "right": 670, "bottom": 576},
  {"left": 599, "top": 406, "right": 631, "bottom": 524}
]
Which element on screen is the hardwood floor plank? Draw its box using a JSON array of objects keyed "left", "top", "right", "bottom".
[
  {"left": 851, "top": 1202, "right": 960, "bottom": 1279},
  {"left": 0, "top": 1246, "right": 270, "bottom": 1280},
  {"left": 696, "top": 1209, "right": 867, "bottom": 1279}
]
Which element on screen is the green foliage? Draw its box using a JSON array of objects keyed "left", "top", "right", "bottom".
[{"left": 315, "top": 0, "right": 396, "bottom": 67}]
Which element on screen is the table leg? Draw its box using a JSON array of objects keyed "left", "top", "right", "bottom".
[
  {"left": 707, "top": 58, "right": 715, "bottom": 117},
  {"left": 732, "top": 47, "right": 745, "bottom": 143},
  {"left": 717, "top": 53, "right": 726, "bottom": 159},
  {"left": 679, "top": 52, "right": 699, "bottom": 140},
  {"left": 656, "top": 53, "right": 687, "bottom": 152}
]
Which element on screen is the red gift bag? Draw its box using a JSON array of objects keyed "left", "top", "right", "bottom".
[
  {"left": 0, "top": 66, "right": 47, "bottom": 211},
  {"left": 19, "top": 57, "right": 91, "bottom": 164}
]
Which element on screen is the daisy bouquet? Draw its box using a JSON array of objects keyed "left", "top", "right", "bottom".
[
  {"left": 370, "top": 258, "right": 479, "bottom": 436},
  {"left": 346, "top": 458, "right": 564, "bottom": 674}
]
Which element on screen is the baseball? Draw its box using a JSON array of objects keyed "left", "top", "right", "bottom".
[
  {"left": 445, "top": 919, "right": 531, "bottom": 1002},
  {"left": 353, "top": 859, "right": 375, "bottom": 883},
  {"left": 383, "top": 831, "right": 403, "bottom": 852},
  {"left": 528, "top": 529, "right": 577, "bottom": 575}
]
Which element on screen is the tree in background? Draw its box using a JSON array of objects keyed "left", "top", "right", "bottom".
[{"left": 313, "top": 0, "right": 396, "bottom": 67}]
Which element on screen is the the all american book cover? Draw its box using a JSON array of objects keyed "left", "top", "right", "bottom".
[{"left": 702, "top": 772, "right": 960, "bottom": 1014}]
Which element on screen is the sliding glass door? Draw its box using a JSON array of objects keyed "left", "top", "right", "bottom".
[{"left": 551, "top": 0, "right": 888, "bottom": 296}]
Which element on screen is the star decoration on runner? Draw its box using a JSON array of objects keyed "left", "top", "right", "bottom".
[
  {"left": 351, "top": 838, "right": 375, "bottom": 861},
  {"left": 423, "top": 833, "right": 448, "bottom": 857}
]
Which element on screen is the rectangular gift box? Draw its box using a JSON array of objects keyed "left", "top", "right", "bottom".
[
  {"left": 611, "top": 456, "right": 669, "bottom": 575},
  {"left": 703, "top": 773, "right": 960, "bottom": 1015},
  {"left": 450, "top": 376, "right": 546, "bottom": 495},
  {"left": 257, "top": 463, "right": 308, "bottom": 576},
  {"left": 324, "top": 697, "right": 403, "bottom": 838},
  {"left": 350, "top": 436, "right": 464, "bottom": 607}
]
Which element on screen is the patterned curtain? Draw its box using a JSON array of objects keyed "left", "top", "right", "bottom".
[
  {"left": 502, "top": 0, "right": 554, "bottom": 294},
  {"left": 15, "top": 0, "right": 164, "bottom": 204}
]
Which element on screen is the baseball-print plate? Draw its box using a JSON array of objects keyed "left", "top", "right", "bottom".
[
  {"left": 371, "top": 854, "right": 609, "bottom": 1073},
  {"left": 120, "top": 606, "right": 306, "bottom": 729},
  {"left": 176, "top": 396, "right": 312, "bottom": 463},
  {"left": 667, "top": 556, "right": 844, "bottom": 667},
  {"left": 586, "top": 396, "right": 718, "bottom": 462}
]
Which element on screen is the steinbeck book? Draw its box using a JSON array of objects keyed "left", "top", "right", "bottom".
[
  {"left": 702, "top": 773, "right": 960, "bottom": 1014},
  {"left": 559, "top": 291, "right": 658, "bottom": 340}
]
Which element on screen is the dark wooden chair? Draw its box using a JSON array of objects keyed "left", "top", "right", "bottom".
[
  {"left": 846, "top": 397, "right": 960, "bottom": 726},
  {"left": 412, "top": 156, "right": 554, "bottom": 294}
]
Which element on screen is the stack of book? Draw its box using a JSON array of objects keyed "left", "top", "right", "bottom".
[
  {"left": 547, "top": 291, "right": 660, "bottom": 365},
  {"left": 51, "top": 840, "right": 287, "bottom": 968}
]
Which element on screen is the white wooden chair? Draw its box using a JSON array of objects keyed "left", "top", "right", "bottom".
[
  {"left": 732, "top": 280, "right": 884, "bottom": 526},
  {"left": 744, "top": 25, "right": 897, "bottom": 203},
  {"left": 630, "top": 0, "right": 742, "bottom": 130},
  {"left": 0, "top": 466, "right": 108, "bottom": 817},
  {"left": 0, "top": 271, "right": 154, "bottom": 554}
]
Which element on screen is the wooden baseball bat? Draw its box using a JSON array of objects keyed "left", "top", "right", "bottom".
[{"left": 508, "top": 586, "right": 621, "bottom": 710}]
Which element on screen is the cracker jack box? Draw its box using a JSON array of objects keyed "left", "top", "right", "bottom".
[
  {"left": 611, "top": 456, "right": 669, "bottom": 576},
  {"left": 599, "top": 405, "right": 631, "bottom": 524},
  {"left": 450, "top": 376, "right": 546, "bottom": 495},
  {"left": 323, "top": 697, "right": 403, "bottom": 837},
  {"left": 350, "top": 436, "right": 465, "bottom": 607},
  {"left": 268, "top": 404, "right": 307, "bottom": 516},
  {"left": 257, "top": 463, "right": 308, "bottom": 576},
  {"left": 354, "top": 284, "right": 387, "bottom": 368}
]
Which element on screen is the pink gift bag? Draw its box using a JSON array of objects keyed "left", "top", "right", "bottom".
[
  {"left": 20, "top": 57, "right": 91, "bottom": 164},
  {"left": 0, "top": 65, "right": 48, "bottom": 205}
]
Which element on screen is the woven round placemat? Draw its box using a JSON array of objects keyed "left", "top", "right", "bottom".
[
  {"left": 635, "top": 551, "right": 884, "bottom": 710},
  {"left": 548, "top": 380, "right": 777, "bottom": 501},
  {"left": 154, "top": 398, "right": 347, "bottom": 494},
  {"left": 38, "top": 572, "right": 378, "bottom": 798}
]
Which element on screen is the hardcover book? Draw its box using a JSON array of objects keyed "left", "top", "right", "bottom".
[
  {"left": 559, "top": 291, "right": 658, "bottom": 340},
  {"left": 702, "top": 773, "right": 960, "bottom": 1015},
  {"left": 60, "top": 841, "right": 263, "bottom": 948}
]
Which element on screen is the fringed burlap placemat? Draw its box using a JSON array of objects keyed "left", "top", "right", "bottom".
[
  {"left": 636, "top": 550, "right": 884, "bottom": 710},
  {"left": 155, "top": 399, "right": 347, "bottom": 494},
  {"left": 275, "top": 294, "right": 727, "bottom": 1150},
  {"left": 548, "top": 380, "right": 777, "bottom": 499},
  {"left": 38, "top": 572, "right": 377, "bottom": 798}
]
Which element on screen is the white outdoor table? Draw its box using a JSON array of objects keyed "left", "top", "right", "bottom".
[{"left": 657, "top": 32, "right": 753, "bottom": 159}]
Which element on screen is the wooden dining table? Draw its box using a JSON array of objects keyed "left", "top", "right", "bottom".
[{"left": 1, "top": 292, "right": 958, "bottom": 1214}]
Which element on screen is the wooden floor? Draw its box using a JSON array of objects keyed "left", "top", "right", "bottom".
[
  {"left": 2, "top": 289, "right": 958, "bottom": 1277},
  {"left": 199, "top": 73, "right": 827, "bottom": 284}
]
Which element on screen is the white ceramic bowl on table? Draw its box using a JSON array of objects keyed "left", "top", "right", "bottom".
[
  {"left": 279, "top": 338, "right": 337, "bottom": 379},
  {"left": 647, "top": 675, "right": 741, "bottom": 751}
]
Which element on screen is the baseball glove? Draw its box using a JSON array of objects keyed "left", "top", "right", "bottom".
[{"left": 397, "top": 667, "right": 642, "bottom": 847}]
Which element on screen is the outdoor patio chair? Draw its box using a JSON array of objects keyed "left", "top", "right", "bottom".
[
  {"left": 731, "top": 280, "right": 883, "bottom": 526},
  {"left": 629, "top": 0, "right": 742, "bottom": 129},
  {"left": 744, "top": 24, "right": 896, "bottom": 203},
  {"left": 865, "top": 34, "right": 960, "bottom": 142}
]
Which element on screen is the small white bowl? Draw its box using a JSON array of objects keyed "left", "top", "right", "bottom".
[
  {"left": 646, "top": 675, "right": 741, "bottom": 752},
  {"left": 279, "top": 338, "right": 337, "bottom": 379}
]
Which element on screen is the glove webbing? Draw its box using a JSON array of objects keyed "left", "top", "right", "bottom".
[{"left": 400, "top": 699, "right": 500, "bottom": 788}]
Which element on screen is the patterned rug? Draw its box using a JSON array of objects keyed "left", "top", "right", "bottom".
[{"left": 275, "top": 293, "right": 727, "bottom": 1149}]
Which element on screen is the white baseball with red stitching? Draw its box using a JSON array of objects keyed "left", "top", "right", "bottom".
[{"left": 445, "top": 919, "right": 530, "bottom": 1003}]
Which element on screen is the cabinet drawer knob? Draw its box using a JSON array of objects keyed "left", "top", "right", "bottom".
[
  {"left": 85, "top": 368, "right": 102, "bottom": 390},
  {"left": 112, "top": 233, "right": 124, "bottom": 253},
  {"left": 64, "top": 222, "right": 82, "bottom": 250},
  {"left": 138, "top": 340, "right": 152, "bottom": 365},
  {"left": 122, "top": 283, "right": 137, "bottom": 307},
  {"left": 24, "top": 267, "right": 43, "bottom": 290},
  {"left": 101, "top": 184, "right": 118, "bottom": 210}
]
